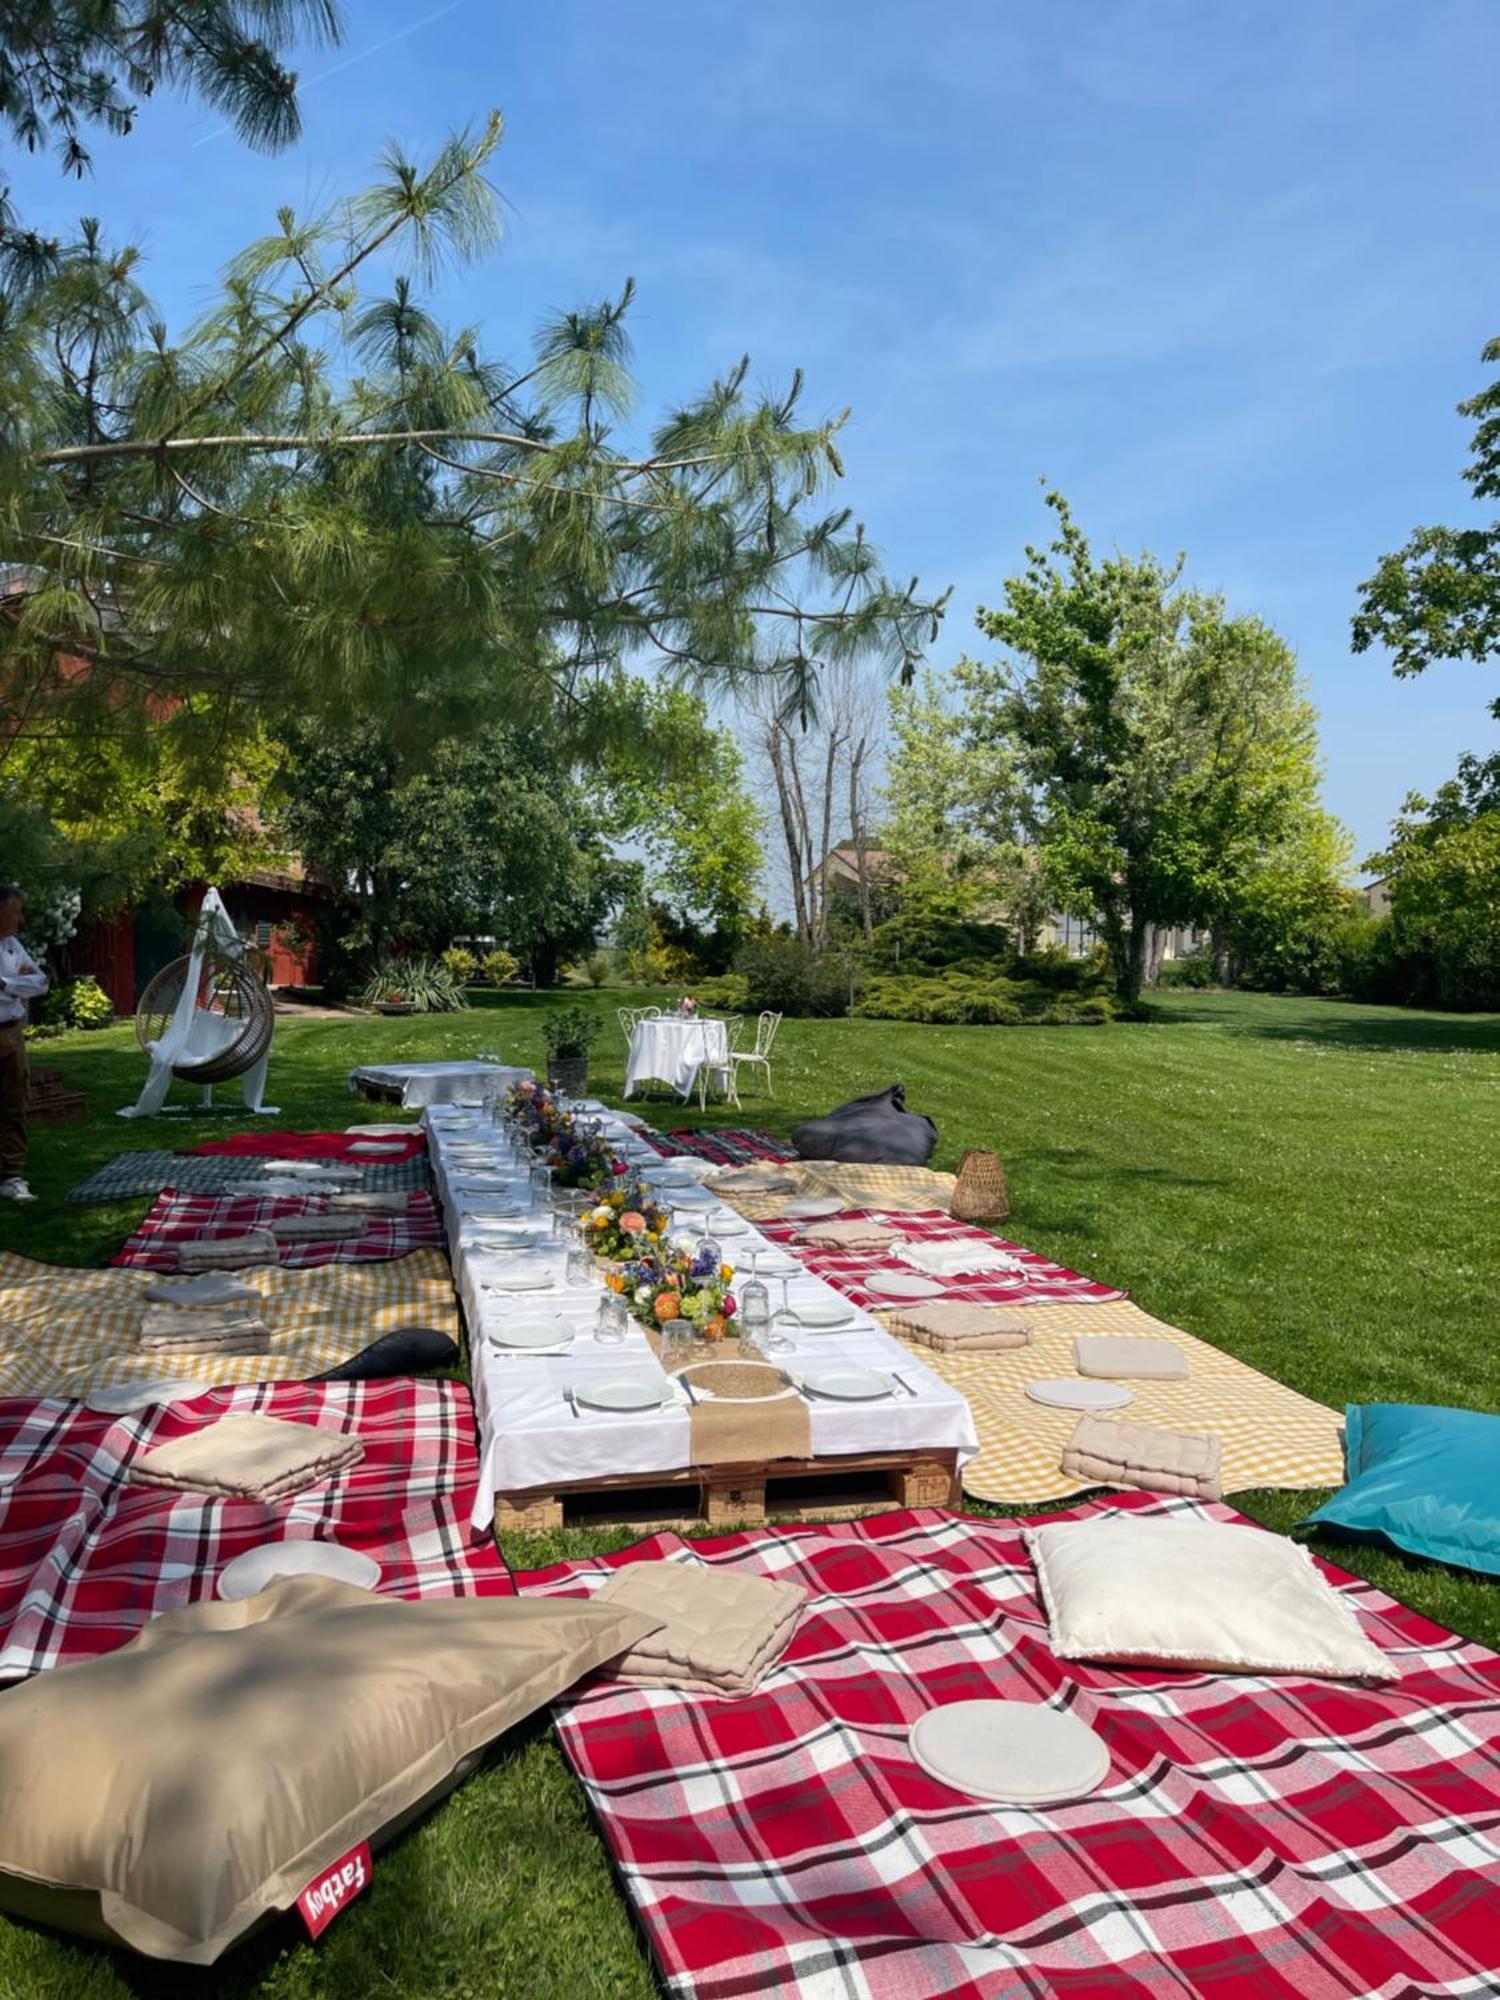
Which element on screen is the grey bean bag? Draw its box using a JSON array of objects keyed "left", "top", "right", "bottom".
[
  {"left": 791, "top": 1083, "right": 938, "bottom": 1167},
  {"left": 314, "top": 1325, "right": 459, "bottom": 1381}
]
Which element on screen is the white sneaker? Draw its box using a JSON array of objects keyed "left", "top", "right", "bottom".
[{"left": 0, "top": 1178, "right": 35, "bottom": 1203}]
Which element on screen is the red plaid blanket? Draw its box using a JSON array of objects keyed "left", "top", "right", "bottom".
[
  {"left": 641, "top": 1128, "right": 800, "bottom": 1166},
  {"left": 110, "top": 1188, "right": 446, "bottom": 1271},
  {"left": 0, "top": 1379, "right": 511, "bottom": 1679},
  {"left": 182, "top": 1127, "right": 427, "bottom": 1163},
  {"left": 519, "top": 1495, "right": 1500, "bottom": 2000},
  {"left": 759, "top": 1206, "right": 1125, "bottom": 1309}
]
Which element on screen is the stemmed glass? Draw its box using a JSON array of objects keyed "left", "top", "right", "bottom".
[{"left": 763, "top": 1275, "right": 798, "bottom": 1356}]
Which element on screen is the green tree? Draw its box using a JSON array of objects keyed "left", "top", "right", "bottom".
[
  {"left": 2, "top": 1, "right": 341, "bottom": 245},
  {"left": 1224, "top": 811, "right": 1362, "bottom": 994},
  {"left": 1352, "top": 338, "right": 1500, "bottom": 718},
  {"left": 0, "top": 120, "right": 944, "bottom": 788},
  {"left": 595, "top": 684, "right": 763, "bottom": 964},
  {"left": 278, "top": 719, "right": 632, "bottom": 990},
  {"left": 970, "top": 492, "right": 1330, "bottom": 1002},
  {"left": 1366, "top": 753, "right": 1500, "bottom": 1010}
]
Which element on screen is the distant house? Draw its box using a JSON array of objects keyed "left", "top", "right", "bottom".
[
  {"left": 1360, "top": 876, "right": 1393, "bottom": 918},
  {"left": 62, "top": 869, "right": 327, "bottom": 1013}
]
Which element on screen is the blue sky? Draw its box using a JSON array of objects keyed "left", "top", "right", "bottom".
[{"left": 9, "top": 0, "right": 1499, "bottom": 871}]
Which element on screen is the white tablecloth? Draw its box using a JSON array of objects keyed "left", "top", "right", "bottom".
[
  {"left": 624, "top": 1016, "right": 730, "bottom": 1100},
  {"left": 421, "top": 1103, "right": 978, "bottom": 1526},
  {"left": 350, "top": 1059, "right": 527, "bottom": 1108}
]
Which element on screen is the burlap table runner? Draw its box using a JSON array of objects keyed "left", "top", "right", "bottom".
[{"left": 677, "top": 1360, "right": 812, "bottom": 1466}]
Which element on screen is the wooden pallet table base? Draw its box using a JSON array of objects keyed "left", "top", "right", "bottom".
[
  {"left": 493, "top": 1447, "right": 961, "bottom": 1534},
  {"left": 25, "top": 1068, "right": 87, "bottom": 1124}
]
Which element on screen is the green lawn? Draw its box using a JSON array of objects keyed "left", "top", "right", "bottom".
[{"left": 2, "top": 988, "right": 1499, "bottom": 1998}]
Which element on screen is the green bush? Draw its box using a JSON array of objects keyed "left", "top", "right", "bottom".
[
  {"left": 34, "top": 975, "right": 114, "bottom": 1032},
  {"left": 360, "top": 957, "right": 469, "bottom": 1014},
  {"left": 1156, "top": 948, "right": 1216, "bottom": 990},
  {"left": 694, "top": 972, "right": 749, "bottom": 1011},
  {"left": 855, "top": 970, "right": 1118, "bottom": 1026},
  {"left": 869, "top": 914, "right": 1012, "bottom": 971},
  {"left": 735, "top": 936, "right": 855, "bottom": 1018},
  {"left": 480, "top": 948, "right": 520, "bottom": 988},
  {"left": 441, "top": 946, "right": 479, "bottom": 988},
  {"left": 582, "top": 951, "right": 611, "bottom": 988},
  {"left": 542, "top": 1005, "right": 604, "bottom": 1059}
]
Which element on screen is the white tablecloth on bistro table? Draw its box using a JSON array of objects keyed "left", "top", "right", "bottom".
[
  {"left": 348, "top": 1059, "right": 527, "bottom": 1108},
  {"left": 624, "top": 1016, "right": 730, "bottom": 1101}
]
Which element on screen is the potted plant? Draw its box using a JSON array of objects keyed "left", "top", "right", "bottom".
[
  {"left": 373, "top": 987, "right": 413, "bottom": 1016},
  {"left": 542, "top": 1005, "right": 603, "bottom": 1095}
]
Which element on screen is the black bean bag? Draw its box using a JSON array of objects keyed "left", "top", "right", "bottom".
[
  {"left": 791, "top": 1083, "right": 938, "bottom": 1167},
  {"left": 314, "top": 1325, "right": 459, "bottom": 1382}
]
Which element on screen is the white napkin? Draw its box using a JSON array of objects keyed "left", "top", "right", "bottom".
[{"left": 893, "top": 1238, "right": 1024, "bottom": 1280}]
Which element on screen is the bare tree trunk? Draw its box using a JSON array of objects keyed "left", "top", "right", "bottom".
[
  {"left": 849, "top": 730, "right": 875, "bottom": 943},
  {"left": 1145, "top": 925, "right": 1168, "bottom": 988},
  {"left": 764, "top": 721, "right": 812, "bottom": 943},
  {"left": 1211, "top": 923, "right": 1232, "bottom": 986}
]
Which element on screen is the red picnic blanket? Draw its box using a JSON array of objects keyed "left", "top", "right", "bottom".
[
  {"left": 0, "top": 1379, "right": 511, "bottom": 1680},
  {"left": 518, "top": 1495, "right": 1500, "bottom": 2000},
  {"left": 641, "top": 1127, "right": 800, "bottom": 1166},
  {"left": 110, "top": 1188, "right": 446, "bottom": 1271},
  {"left": 181, "top": 1127, "right": 427, "bottom": 1163},
  {"left": 759, "top": 1206, "right": 1126, "bottom": 1309}
]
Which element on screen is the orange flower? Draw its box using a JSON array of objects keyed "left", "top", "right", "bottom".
[
  {"left": 703, "top": 1316, "right": 727, "bottom": 1341},
  {"left": 654, "top": 1294, "right": 681, "bottom": 1322},
  {"left": 606, "top": 1271, "right": 625, "bottom": 1293},
  {"left": 619, "top": 1211, "right": 645, "bottom": 1234}
]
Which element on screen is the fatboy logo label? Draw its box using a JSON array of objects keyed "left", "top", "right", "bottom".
[{"left": 297, "top": 1842, "right": 372, "bottom": 1939}]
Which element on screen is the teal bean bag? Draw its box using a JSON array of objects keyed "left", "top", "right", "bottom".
[{"left": 1302, "top": 1403, "right": 1500, "bottom": 1577}]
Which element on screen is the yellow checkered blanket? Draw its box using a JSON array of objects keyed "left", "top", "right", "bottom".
[
  {"left": 886, "top": 1298, "right": 1345, "bottom": 1503},
  {"left": 0, "top": 1250, "right": 459, "bottom": 1400}
]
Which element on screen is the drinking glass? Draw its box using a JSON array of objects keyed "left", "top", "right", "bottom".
[
  {"left": 762, "top": 1275, "right": 798, "bottom": 1356},
  {"left": 595, "top": 1292, "right": 629, "bottom": 1345},
  {"left": 566, "top": 1243, "right": 594, "bottom": 1289}
]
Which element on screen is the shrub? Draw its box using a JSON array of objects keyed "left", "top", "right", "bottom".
[
  {"left": 735, "top": 936, "right": 855, "bottom": 1018},
  {"left": 480, "top": 948, "right": 520, "bottom": 988},
  {"left": 694, "top": 972, "right": 749, "bottom": 1011},
  {"left": 582, "top": 951, "right": 611, "bottom": 988},
  {"left": 360, "top": 957, "right": 469, "bottom": 1014},
  {"left": 1156, "top": 948, "right": 1216, "bottom": 990},
  {"left": 441, "top": 946, "right": 478, "bottom": 988},
  {"left": 34, "top": 975, "right": 114, "bottom": 1032},
  {"left": 855, "top": 971, "right": 1117, "bottom": 1026},
  {"left": 869, "top": 914, "right": 1012, "bottom": 972},
  {"left": 542, "top": 1005, "right": 604, "bottom": 1059}
]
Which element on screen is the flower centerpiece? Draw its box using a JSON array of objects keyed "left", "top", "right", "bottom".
[
  {"left": 505, "top": 1083, "right": 621, "bottom": 1191},
  {"left": 678, "top": 994, "right": 699, "bottom": 1017},
  {"left": 607, "top": 1237, "right": 741, "bottom": 1348},
  {"left": 580, "top": 1178, "right": 671, "bottom": 1262}
]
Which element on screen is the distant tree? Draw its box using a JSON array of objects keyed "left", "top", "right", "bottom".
[
  {"left": 970, "top": 492, "right": 1332, "bottom": 1002},
  {"left": 1224, "top": 811, "right": 1363, "bottom": 994},
  {"left": 278, "top": 720, "right": 630, "bottom": 991},
  {"left": 1365, "top": 752, "right": 1500, "bottom": 1010},
  {"left": 595, "top": 684, "right": 763, "bottom": 965},
  {"left": 1353, "top": 337, "right": 1500, "bottom": 718}
]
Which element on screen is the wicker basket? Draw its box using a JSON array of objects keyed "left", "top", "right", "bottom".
[{"left": 951, "top": 1147, "right": 1010, "bottom": 1223}]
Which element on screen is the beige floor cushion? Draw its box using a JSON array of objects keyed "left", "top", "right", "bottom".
[
  {"left": 0, "top": 1578, "right": 658, "bottom": 1963},
  {"left": 592, "top": 1561, "right": 806, "bottom": 1697},
  {"left": 1073, "top": 1335, "right": 1190, "bottom": 1380},
  {"left": 1027, "top": 1516, "right": 1397, "bottom": 1681}
]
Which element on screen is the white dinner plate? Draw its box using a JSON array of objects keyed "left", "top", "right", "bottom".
[
  {"left": 454, "top": 1174, "right": 516, "bottom": 1191},
  {"left": 649, "top": 1169, "right": 699, "bottom": 1187},
  {"left": 910, "top": 1700, "right": 1110, "bottom": 1804},
  {"left": 665, "top": 1187, "right": 717, "bottom": 1209},
  {"left": 705, "top": 1213, "right": 748, "bottom": 1235},
  {"left": 84, "top": 1379, "right": 209, "bottom": 1415},
  {"left": 481, "top": 1267, "right": 557, "bottom": 1293},
  {"left": 574, "top": 1376, "right": 667, "bottom": 1414},
  {"left": 472, "top": 1231, "right": 548, "bottom": 1255},
  {"left": 269, "top": 1161, "right": 361, "bottom": 1183},
  {"left": 489, "top": 1311, "right": 571, "bottom": 1351},
  {"left": 799, "top": 1366, "right": 893, "bottom": 1402},
  {"left": 217, "top": 1541, "right": 381, "bottom": 1602},
  {"left": 866, "top": 1272, "right": 947, "bottom": 1301},
  {"left": 744, "top": 1249, "right": 801, "bottom": 1277},
  {"left": 347, "top": 1140, "right": 407, "bottom": 1157},
  {"left": 1025, "top": 1378, "right": 1134, "bottom": 1411},
  {"left": 783, "top": 1197, "right": 844, "bottom": 1220},
  {"left": 789, "top": 1301, "right": 855, "bottom": 1330}
]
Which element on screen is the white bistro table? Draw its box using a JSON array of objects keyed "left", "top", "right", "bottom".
[
  {"left": 349, "top": 1059, "right": 528, "bottom": 1108},
  {"left": 624, "top": 1016, "right": 730, "bottom": 1101}
]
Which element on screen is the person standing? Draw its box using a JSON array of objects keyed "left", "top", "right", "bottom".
[{"left": 0, "top": 887, "right": 49, "bottom": 1203}]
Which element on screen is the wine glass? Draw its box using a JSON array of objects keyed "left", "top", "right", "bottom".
[{"left": 762, "top": 1275, "right": 798, "bottom": 1356}]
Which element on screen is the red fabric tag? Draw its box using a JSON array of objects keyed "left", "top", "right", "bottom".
[{"left": 297, "top": 1842, "right": 372, "bottom": 1938}]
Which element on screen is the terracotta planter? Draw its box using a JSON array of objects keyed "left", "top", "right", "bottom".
[{"left": 373, "top": 1000, "right": 415, "bottom": 1016}]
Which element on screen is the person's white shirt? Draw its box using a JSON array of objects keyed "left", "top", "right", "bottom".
[{"left": 0, "top": 936, "right": 49, "bottom": 1026}]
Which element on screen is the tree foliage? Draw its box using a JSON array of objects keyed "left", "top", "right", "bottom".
[
  {"left": 1352, "top": 338, "right": 1500, "bottom": 718},
  {"left": 1365, "top": 752, "right": 1500, "bottom": 1010},
  {"left": 0, "top": 118, "right": 945, "bottom": 793},
  {"left": 1, "top": 1, "right": 340, "bottom": 240},
  {"left": 968, "top": 492, "right": 1337, "bottom": 1001}
]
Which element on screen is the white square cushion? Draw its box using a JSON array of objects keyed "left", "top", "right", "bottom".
[{"left": 1026, "top": 1516, "right": 1397, "bottom": 1681}]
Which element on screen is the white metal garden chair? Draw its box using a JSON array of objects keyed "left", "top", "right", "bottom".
[
  {"left": 729, "top": 1010, "right": 781, "bottom": 1100},
  {"left": 698, "top": 1015, "right": 743, "bottom": 1110}
]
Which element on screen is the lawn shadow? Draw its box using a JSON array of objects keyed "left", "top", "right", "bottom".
[
  {"left": 1161, "top": 995, "right": 1500, "bottom": 1057},
  {"left": 1028, "top": 1146, "right": 1227, "bottom": 1192}
]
